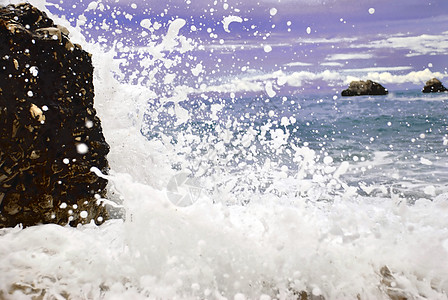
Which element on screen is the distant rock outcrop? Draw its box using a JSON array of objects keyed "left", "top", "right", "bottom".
[
  {"left": 0, "top": 3, "right": 109, "bottom": 227},
  {"left": 422, "top": 78, "right": 448, "bottom": 93},
  {"left": 341, "top": 80, "right": 388, "bottom": 96}
]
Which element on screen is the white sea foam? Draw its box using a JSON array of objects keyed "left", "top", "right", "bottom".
[{"left": 2, "top": 183, "right": 448, "bottom": 298}]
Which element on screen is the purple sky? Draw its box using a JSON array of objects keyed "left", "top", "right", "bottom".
[{"left": 45, "top": 0, "right": 448, "bottom": 96}]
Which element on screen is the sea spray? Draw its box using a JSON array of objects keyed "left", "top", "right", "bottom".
[
  {"left": 88, "top": 166, "right": 448, "bottom": 298},
  {"left": 1, "top": 0, "right": 448, "bottom": 299}
]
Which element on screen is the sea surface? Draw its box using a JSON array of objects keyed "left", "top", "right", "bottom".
[{"left": 143, "top": 90, "right": 448, "bottom": 206}]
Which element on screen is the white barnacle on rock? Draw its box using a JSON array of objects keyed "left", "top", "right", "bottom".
[
  {"left": 30, "top": 150, "right": 39, "bottom": 159},
  {"left": 29, "top": 103, "right": 45, "bottom": 122},
  {"left": 6, "top": 23, "right": 19, "bottom": 33},
  {"left": 36, "top": 27, "right": 62, "bottom": 42},
  {"left": 65, "top": 40, "right": 75, "bottom": 51},
  {"left": 13, "top": 59, "right": 19, "bottom": 70},
  {"left": 56, "top": 24, "right": 70, "bottom": 36}
]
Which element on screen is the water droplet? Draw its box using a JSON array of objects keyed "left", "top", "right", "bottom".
[{"left": 76, "top": 143, "right": 89, "bottom": 154}]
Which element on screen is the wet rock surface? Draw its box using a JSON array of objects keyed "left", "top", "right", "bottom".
[
  {"left": 0, "top": 3, "right": 109, "bottom": 227},
  {"left": 422, "top": 78, "right": 448, "bottom": 93},
  {"left": 341, "top": 80, "right": 388, "bottom": 96}
]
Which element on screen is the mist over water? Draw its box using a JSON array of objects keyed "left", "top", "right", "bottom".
[{"left": 1, "top": 0, "right": 448, "bottom": 299}]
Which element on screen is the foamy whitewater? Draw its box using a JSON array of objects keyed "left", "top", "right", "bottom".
[{"left": 1, "top": 1, "right": 448, "bottom": 299}]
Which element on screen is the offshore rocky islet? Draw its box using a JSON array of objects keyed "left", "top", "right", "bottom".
[{"left": 341, "top": 78, "right": 448, "bottom": 96}]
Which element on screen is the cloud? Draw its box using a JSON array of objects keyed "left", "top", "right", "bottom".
[
  {"left": 190, "top": 68, "right": 448, "bottom": 96},
  {"left": 326, "top": 53, "right": 374, "bottom": 61},
  {"left": 298, "top": 37, "right": 358, "bottom": 44},
  {"left": 277, "top": 70, "right": 341, "bottom": 87},
  {"left": 284, "top": 62, "right": 313, "bottom": 67},
  {"left": 344, "top": 68, "right": 448, "bottom": 85},
  {"left": 342, "top": 66, "right": 413, "bottom": 73},
  {"left": 205, "top": 41, "right": 290, "bottom": 51},
  {"left": 184, "top": 69, "right": 343, "bottom": 96},
  {"left": 352, "top": 33, "right": 448, "bottom": 57},
  {"left": 321, "top": 62, "right": 344, "bottom": 67}
]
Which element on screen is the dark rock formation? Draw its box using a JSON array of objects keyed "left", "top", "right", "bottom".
[
  {"left": 341, "top": 80, "right": 388, "bottom": 96},
  {"left": 0, "top": 3, "right": 109, "bottom": 228},
  {"left": 422, "top": 78, "right": 448, "bottom": 93}
]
